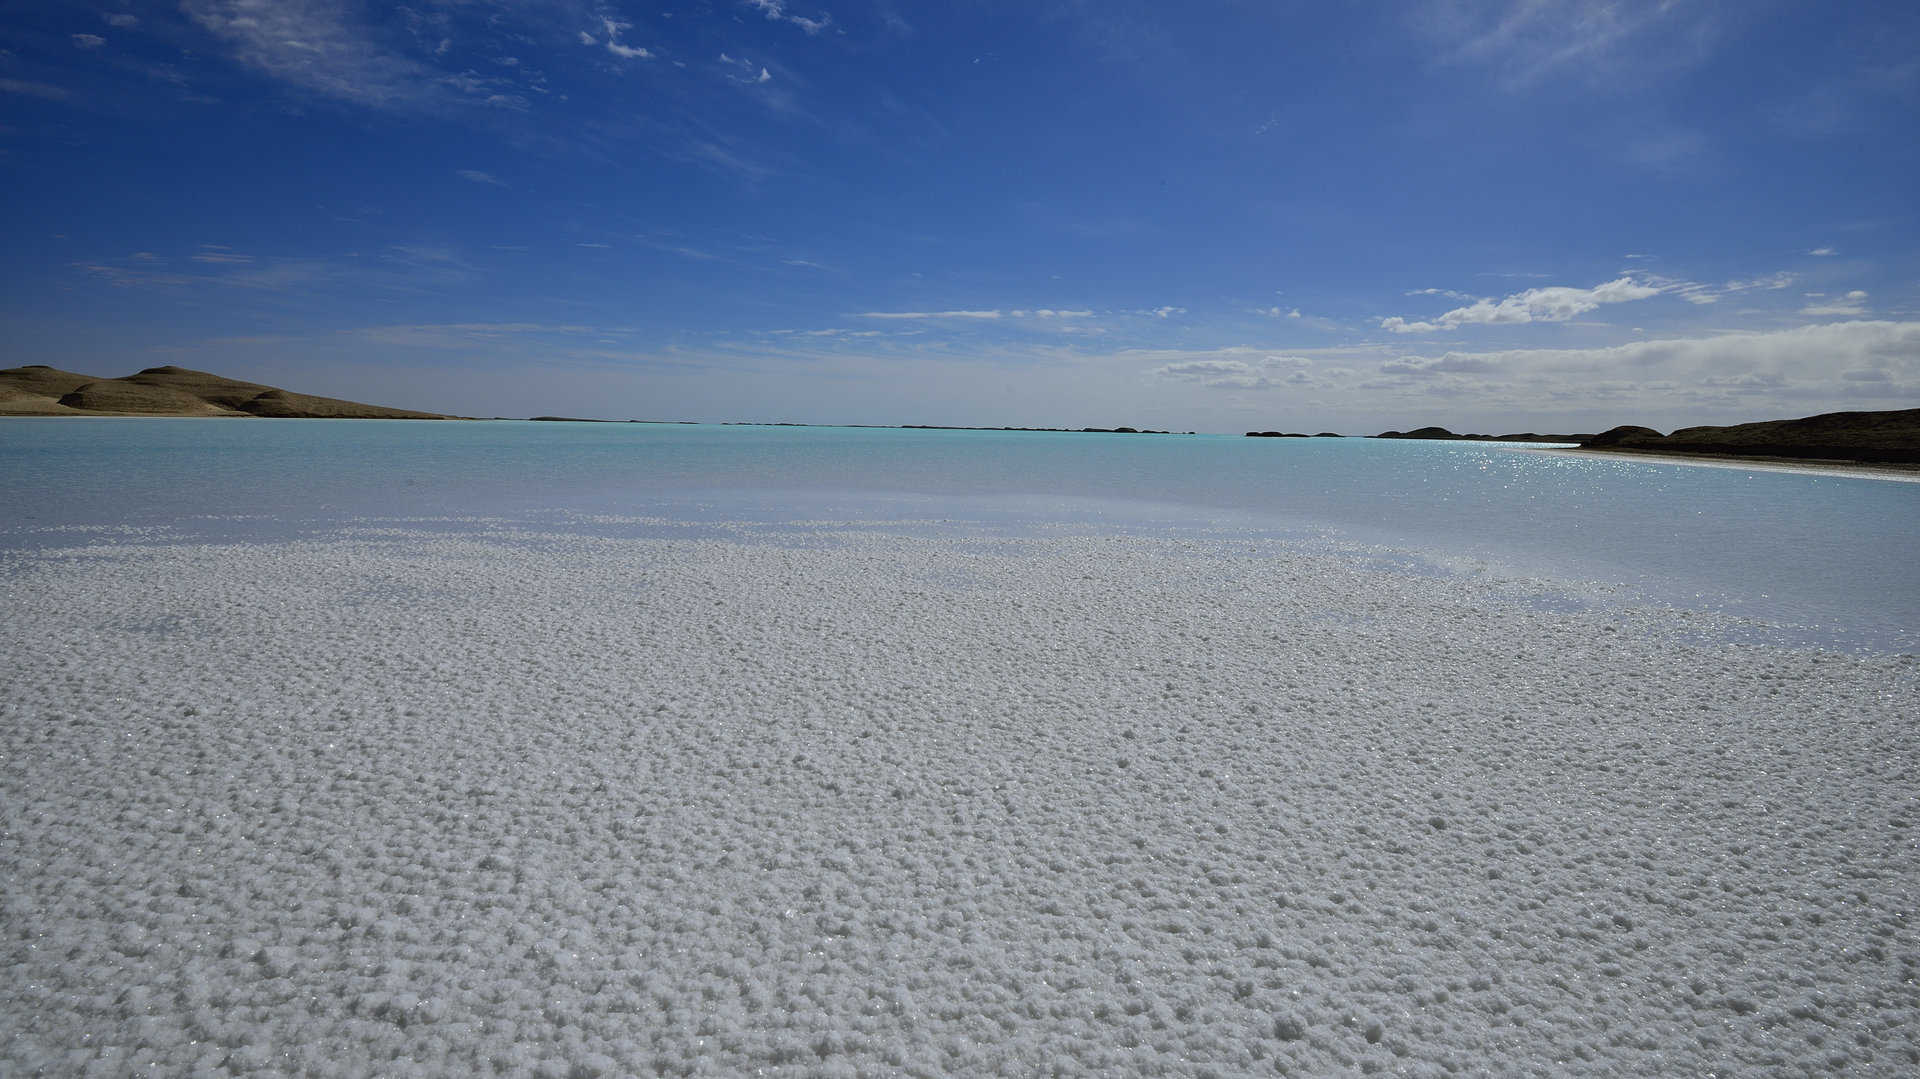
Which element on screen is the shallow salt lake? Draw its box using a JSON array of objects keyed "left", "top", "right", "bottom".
[
  {"left": 1, "top": 419, "right": 1917, "bottom": 1075},
  {"left": 4, "top": 418, "right": 1917, "bottom": 651}
]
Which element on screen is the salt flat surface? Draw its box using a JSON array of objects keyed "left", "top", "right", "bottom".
[{"left": 2, "top": 522, "right": 1916, "bottom": 1076}]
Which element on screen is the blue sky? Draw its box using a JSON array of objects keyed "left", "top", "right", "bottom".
[{"left": 3, "top": 1, "right": 1917, "bottom": 431}]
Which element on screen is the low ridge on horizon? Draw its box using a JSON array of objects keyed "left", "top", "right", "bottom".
[
  {"left": 1339, "top": 409, "right": 1920, "bottom": 464},
  {"left": 0, "top": 364, "right": 453, "bottom": 420}
]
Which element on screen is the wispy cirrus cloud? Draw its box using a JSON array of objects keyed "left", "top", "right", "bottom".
[
  {"left": 1801, "top": 290, "right": 1869, "bottom": 316},
  {"left": 857, "top": 310, "right": 1004, "bottom": 320},
  {"left": 1419, "top": 0, "right": 1719, "bottom": 89},
  {"left": 457, "top": 169, "right": 508, "bottom": 187},
  {"left": 1381, "top": 276, "right": 1661, "bottom": 333},
  {"left": 591, "top": 18, "right": 653, "bottom": 60},
  {"left": 719, "top": 53, "right": 772, "bottom": 84},
  {"left": 71, "top": 248, "right": 328, "bottom": 292},
  {"left": 854, "top": 308, "right": 1093, "bottom": 321},
  {"left": 746, "top": 0, "right": 832, "bottom": 36},
  {"left": 185, "top": 0, "right": 440, "bottom": 108},
  {"left": 1661, "top": 271, "right": 1796, "bottom": 306},
  {"left": 1, "top": 77, "right": 71, "bottom": 101},
  {"left": 349, "top": 322, "right": 608, "bottom": 348},
  {"left": 184, "top": 0, "right": 530, "bottom": 111}
]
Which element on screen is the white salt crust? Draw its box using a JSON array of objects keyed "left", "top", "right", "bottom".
[{"left": 1, "top": 526, "right": 1916, "bottom": 1077}]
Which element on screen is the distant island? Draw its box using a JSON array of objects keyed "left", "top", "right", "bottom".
[
  {"left": 11, "top": 364, "right": 1912, "bottom": 467},
  {"left": 1247, "top": 409, "right": 1919, "bottom": 466},
  {"left": 0, "top": 365, "right": 452, "bottom": 419},
  {"left": 1370, "top": 427, "right": 1596, "bottom": 443}
]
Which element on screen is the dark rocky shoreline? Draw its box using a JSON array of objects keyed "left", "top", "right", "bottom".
[{"left": 1242, "top": 409, "right": 1920, "bottom": 467}]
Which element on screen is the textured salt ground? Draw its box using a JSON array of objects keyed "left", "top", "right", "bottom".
[{"left": 2, "top": 526, "right": 1916, "bottom": 1077}]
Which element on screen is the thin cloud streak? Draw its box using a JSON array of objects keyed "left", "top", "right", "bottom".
[
  {"left": 1381, "top": 277, "right": 1662, "bottom": 333},
  {"left": 857, "top": 310, "right": 1004, "bottom": 320}
]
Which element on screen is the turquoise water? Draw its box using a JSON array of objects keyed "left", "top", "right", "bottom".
[{"left": 3, "top": 418, "right": 1915, "bottom": 649}]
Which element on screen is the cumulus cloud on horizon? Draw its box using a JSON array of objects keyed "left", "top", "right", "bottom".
[
  {"left": 857, "top": 310, "right": 1003, "bottom": 320},
  {"left": 1152, "top": 355, "right": 1315, "bottom": 390},
  {"left": 1801, "top": 290, "right": 1869, "bottom": 316},
  {"left": 1381, "top": 276, "right": 1662, "bottom": 333},
  {"left": 1145, "top": 322, "right": 1919, "bottom": 418},
  {"left": 1380, "top": 320, "right": 1919, "bottom": 389}
]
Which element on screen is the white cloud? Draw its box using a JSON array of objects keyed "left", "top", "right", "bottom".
[
  {"left": 746, "top": 0, "right": 832, "bottom": 36},
  {"left": 1127, "top": 321, "right": 1918, "bottom": 424},
  {"left": 857, "top": 310, "right": 1003, "bottom": 320},
  {"left": 718, "top": 53, "right": 767, "bottom": 83},
  {"left": 601, "top": 19, "right": 653, "bottom": 60},
  {"left": 1151, "top": 354, "right": 1316, "bottom": 390},
  {"left": 104, "top": 13, "right": 139, "bottom": 28},
  {"left": 1155, "top": 359, "right": 1258, "bottom": 380},
  {"left": 185, "top": 0, "right": 518, "bottom": 110},
  {"left": 1422, "top": 0, "right": 1716, "bottom": 90},
  {"left": 1405, "top": 287, "right": 1479, "bottom": 301},
  {"left": 351, "top": 322, "right": 601, "bottom": 348},
  {"left": 0, "top": 78, "right": 70, "bottom": 100},
  {"left": 1380, "top": 354, "right": 1500, "bottom": 376},
  {"left": 1385, "top": 320, "right": 1919, "bottom": 385},
  {"left": 1148, "top": 306, "right": 1186, "bottom": 319},
  {"left": 1380, "top": 317, "right": 1446, "bottom": 334},
  {"left": 1801, "top": 290, "right": 1868, "bottom": 316},
  {"left": 456, "top": 169, "right": 506, "bottom": 187},
  {"left": 72, "top": 33, "right": 106, "bottom": 49},
  {"left": 1381, "top": 276, "right": 1662, "bottom": 333},
  {"left": 1809, "top": 247, "right": 1837, "bottom": 256},
  {"left": 1722, "top": 272, "right": 1796, "bottom": 294},
  {"left": 1662, "top": 271, "right": 1796, "bottom": 306}
]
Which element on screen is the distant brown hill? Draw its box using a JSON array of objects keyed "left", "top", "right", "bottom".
[
  {"left": 1369, "top": 427, "right": 1594, "bottom": 442},
  {"left": 1582, "top": 409, "right": 1920, "bottom": 464},
  {"left": 0, "top": 365, "right": 451, "bottom": 419},
  {"left": 1359, "top": 409, "right": 1920, "bottom": 465}
]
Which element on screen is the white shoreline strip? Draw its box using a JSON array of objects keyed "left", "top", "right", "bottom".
[
  {"left": 1534, "top": 445, "right": 1920, "bottom": 483},
  {"left": 4, "top": 527, "right": 1915, "bottom": 1075}
]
